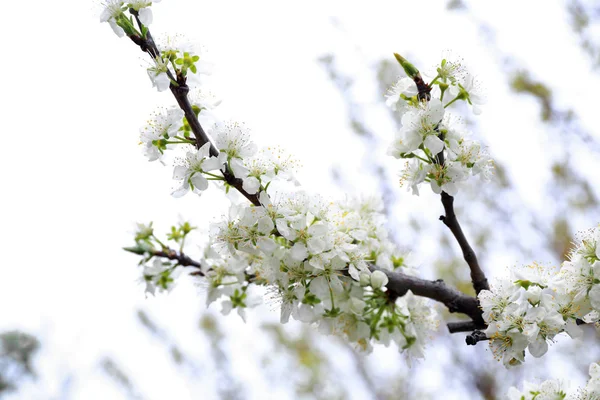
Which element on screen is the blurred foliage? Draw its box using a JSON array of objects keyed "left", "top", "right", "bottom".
[
  {"left": 0, "top": 331, "right": 39, "bottom": 394},
  {"left": 568, "top": 0, "right": 600, "bottom": 69},
  {"left": 199, "top": 314, "right": 245, "bottom": 400},
  {"left": 101, "top": 357, "right": 143, "bottom": 400},
  {"left": 446, "top": 0, "right": 466, "bottom": 11},
  {"left": 263, "top": 324, "right": 348, "bottom": 400},
  {"left": 511, "top": 71, "right": 553, "bottom": 121}
]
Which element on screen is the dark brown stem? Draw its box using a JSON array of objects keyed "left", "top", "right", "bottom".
[
  {"left": 465, "top": 330, "right": 489, "bottom": 346},
  {"left": 372, "top": 267, "right": 486, "bottom": 328},
  {"left": 439, "top": 192, "right": 489, "bottom": 294},
  {"left": 152, "top": 249, "right": 204, "bottom": 275},
  {"left": 426, "top": 88, "right": 489, "bottom": 296},
  {"left": 126, "top": 27, "right": 261, "bottom": 207},
  {"left": 447, "top": 320, "right": 480, "bottom": 333}
]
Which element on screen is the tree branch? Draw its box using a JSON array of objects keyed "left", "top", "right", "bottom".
[
  {"left": 127, "top": 30, "right": 487, "bottom": 337},
  {"left": 126, "top": 28, "right": 261, "bottom": 206},
  {"left": 439, "top": 192, "right": 489, "bottom": 294},
  {"left": 372, "top": 267, "right": 486, "bottom": 328},
  {"left": 464, "top": 330, "right": 489, "bottom": 346},
  {"left": 147, "top": 247, "right": 487, "bottom": 330},
  {"left": 151, "top": 249, "right": 204, "bottom": 276},
  {"left": 447, "top": 320, "right": 480, "bottom": 333}
]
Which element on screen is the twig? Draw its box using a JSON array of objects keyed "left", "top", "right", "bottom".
[
  {"left": 372, "top": 267, "right": 485, "bottom": 326},
  {"left": 126, "top": 26, "right": 261, "bottom": 206},
  {"left": 151, "top": 249, "right": 204, "bottom": 275},
  {"left": 447, "top": 320, "right": 480, "bottom": 333},
  {"left": 465, "top": 330, "right": 489, "bottom": 346},
  {"left": 439, "top": 192, "right": 489, "bottom": 294}
]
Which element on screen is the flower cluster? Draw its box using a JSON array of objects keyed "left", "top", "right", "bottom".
[
  {"left": 139, "top": 107, "right": 184, "bottom": 162},
  {"left": 104, "top": 7, "right": 439, "bottom": 357},
  {"left": 507, "top": 362, "right": 600, "bottom": 399},
  {"left": 479, "top": 226, "right": 600, "bottom": 368},
  {"left": 197, "top": 193, "right": 437, "bottom": 357},
  {"left": 386, "top": 56, "right": 493, "bottom": 196},
  {"left": 126, "top": 221, "right": 194, "bottom": 296},
  {"left": 100, "top": 0, "right": 161, "bottom": 38},
  {"left": 127, "top": 194, "right": 437, "bottom": 358}
]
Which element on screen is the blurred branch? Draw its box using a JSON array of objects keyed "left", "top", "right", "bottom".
[{"left": 101, "top": 358, "right": 144, "bottom": 400}]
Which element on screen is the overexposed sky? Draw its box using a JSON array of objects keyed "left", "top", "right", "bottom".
[{"left": 1, "top": 0, "right": 599, "bottom": 398}]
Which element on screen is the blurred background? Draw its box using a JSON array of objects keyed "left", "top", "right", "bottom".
[{"left": 1, "top": 0, "right": 600, "bottom": 398}]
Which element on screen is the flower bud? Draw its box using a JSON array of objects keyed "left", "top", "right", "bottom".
[
  {"left": 359, "top": 272, "right": 371, "bottom": 287},
  {"left": 394, "top": 53, "right": 420, "bottom": 79},
  {"left": 370, "top": 270, "right": 389, "bottom": 290}
]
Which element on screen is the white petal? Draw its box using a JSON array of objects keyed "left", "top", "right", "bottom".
[
  {"left": 430, "top": 181, "right": 442, "bottom": 194},
  {"left": 427, "top": 98, "right": 445, "bottom": 123},
  {"left": 424, "top": 135, "right": 444, "bottom": 155},
  {"left": 290, "top": 243, "right": 308, "bottom": 261},
  {"left": 280, "top": 303, "right": 292, "bottom": 324},
  {"left": 309, "top": 276, "right": 329, "bottom": 299},
  {"left": 202, "top": 156, "right": 223, "bottom": 171},
  {"left": 108, "top": 20, "right": 125, "bottom": 37},
  {"left": 307, "top": 237, "right": 326, "bottom": 254},
  {"left": 190, "top": 173, "right": 209, "bottom": 191},
  {"left": 198, "top": 142, "right": 212, "bottom": 158},
  {"left": 443, "top": 182, "right": 458, "bottom": 196},
  {"left": 171, "top": 185, "right": 189, "bottom": 198},
  {"left": 370, "top": 270, "right": 389, "bottom": 289},
  {"left": 242, "top": 177, "right": 260, "bottom": 194},
  {"left": 528, "top": 339, "right": 548, "bottom": 358},
  {"left": 308, "top": 223, "right": 328, "bottom": 236},
  {"left": 230, "top": 159, "right": 248, "bottom": 179},
  {"left": 152, "top": 72, "right": 170, "bottom": 92},
  {"left": 589, "top": 285, "right": 600, "bottom": 310},
  {"left": 172, "top": 166, "right": 189, "bottom": 180},
  {"left": 257, "top": 215, "right": 274, "bottom": 234},
  {"left": 257, "top": 237, "right": 277, "bottom": 254},
  {"left": 221, "top": 301, "right": 233, "bottom": 316},
  {"left": 138, "top": 7, "right": 153, "bottom": 25}
]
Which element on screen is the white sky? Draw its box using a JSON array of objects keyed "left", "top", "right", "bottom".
[{"left": 1, "top": 0, "right": 599, "bottom": 399}]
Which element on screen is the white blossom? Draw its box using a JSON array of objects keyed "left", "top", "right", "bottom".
[
  {"left": 385, "top": 77, "right": 418, "bottom": 114},
  {"left": 100, "top": 0, "right": 126, "bottom": 37},
  {"left": 128, "top": 0, "right": 161, "bottom": 25},
  {"left": 388, "top": 98, "right": 445, "bottom": 157},
  {"left": 139, "top": 108, "right": 184, "bottom": 161},
  {"left": 449, "top": 72, "right": 486, "bottom": 114},
  {"left": 147, "top": 56, "right": 170, "bottom": 92},
  {"left": 171, "top": 143, "right": 225, "bottom": 197}
]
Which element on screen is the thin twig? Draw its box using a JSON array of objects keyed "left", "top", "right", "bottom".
[
  {"left": 439, "top": 192, "right": 489, "bottom": 294},
  {"left": 151, "top": 249, "right": 204, "bottom": 275},
  {"left": 126, "top": 27, "right": 261, "bottom": 206},
  {"left": 465, "top": 330, "right": 489, "bottom": 346}
]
